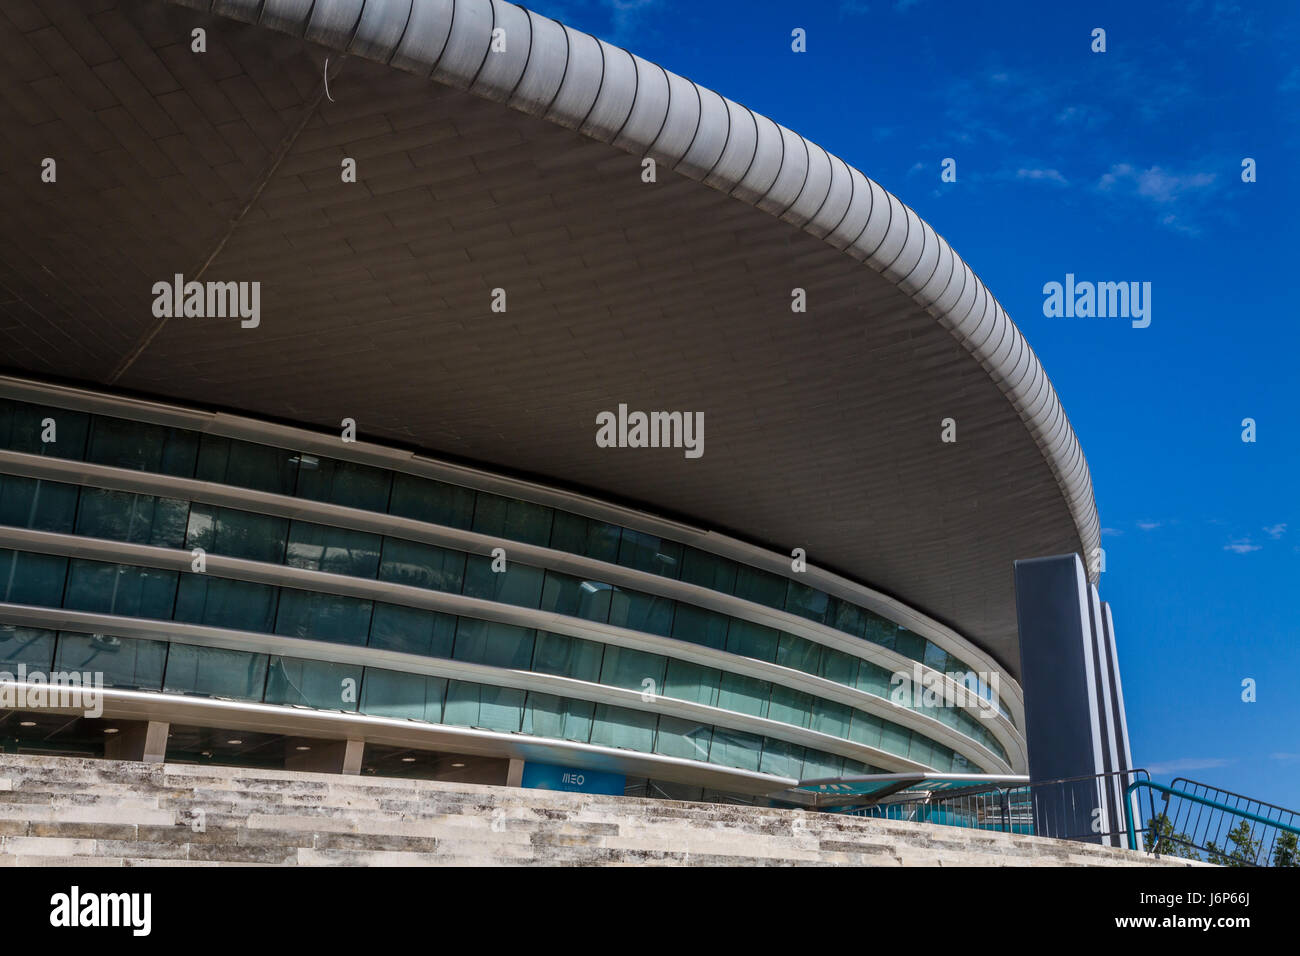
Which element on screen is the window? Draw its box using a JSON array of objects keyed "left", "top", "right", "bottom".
[
  {"left": 64, "top": 560, "right": 177, "bottom": 619},
  {"left": 662, "top": 659, "right": 719, "bottom": 707},
  {"left": 784, "top": 580, "right": 829, "bottom": 623},
  {"left": 274, "top": 590, "right": 372, "bottom": 646},
  {"left": 360, "top": 669, "right": 446, "bottom": 722},
  {"left": 163, "top": 644, "right": 267, "bottom": 700},
  {"left": 523, "top": 693, "right": 594, "bottom": 742},
  {"left": 775, "top": 632, "right": 822, "bottom": 676},
  {"left": 617, "top": 530, "right": 682, "bottom": 579},
  {"left": 185, "top": 505, "right": 288, "bottom": 564},
  {"left": 668, "top": 603, "right": 728, "bottom": 650},
  {"left": 296, "top": 457, "right": 392, "bottom": 512},
  {"left": 725, "top": 618, "right": 779, "bottom": 662},
  {"left": 285, "top": 522, "right": 381, "bottom": 578},
  {"left": 461, "top": 554, "right": 544, "bottom": 608},
  {"left": 0, "top": 475, "right": 78, "bottom": 532},
  {"left": 378, "top": 538, "right": 465, "bottom": 593},
  {"left": 195, "top": 436, "right": 298, "bottom": 495},
  {"left": 76, "top": 490, "right": 189, "bottom": 548},
  {"left": 708, "top": 727, "right": 763, "bottom": 771},
  {"left": 548, "top": 511, "right": 619, "bottom": 563},
  {"left": 471, "top": 493, "right": 553, "bottom": 546},
  {"left": 264, "top": 656, "right": 361, "bottom": 710},
  {"left": 174, "top": 576, "right": 279, "bottom": 633},
  {"left": 0, "top": 625, "right": 55, "bottom": 671},
  {"left": 85, "top": 416, "right": 198, "bottom": 476},
  {"left": 598, "top": 645, "right": 666, "bottom": 693},
  {"left": 607, "top": 588, "right": 673, "bottom": 636},
  {"left": 443, "top": 681, "right": 524, "bottom": 732},
  {"left": 452, "top": 618, "right": 535, "bottom": 669},
  {"left": 55, "top": 631, "right": 165, "bottom": 691},
  {"left": 0, "top": 399, "right": 89, "bottom": 459},
  {"left": 655, "top": 716, "right": 712, "bottom": 761},
  {"left": 716, "top": 672, "right": 770, "bottom": 718},
  {"left": 589, "top": 704, "right": 656, "bottom": 751},
  {"left": 388, "top": 473, "right": 475, "bottom": 530},
  {"left": 678, "top": 548, "right": 737, "bottom": 593},
  {"left": 530, "top": 631, "right": 604, "bottom": 682},
  {"left": 0, "top": 550, "right": 67, "bottom": 606},
  {"left": 539, "top": 571, "right": 612, "bottom": 622},
  {"left": 733, "top": 565, "right": 787, "bottom": 608},
  {"left": 367, "top": 603, "right": 456, "bottom": 658}
]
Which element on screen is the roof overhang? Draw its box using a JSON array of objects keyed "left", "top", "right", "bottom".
[{"left": 0, "top": 0, "right": 1100, "bottom": 676}]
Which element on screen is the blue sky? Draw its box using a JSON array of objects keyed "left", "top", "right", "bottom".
[{"left": 536, "top": 0, "right": 1300, "bottom": 807}]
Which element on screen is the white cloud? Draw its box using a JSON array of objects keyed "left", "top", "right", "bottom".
[
  {"left": 1224, "top": 539, "right": 1261, "bottom": 554},
  {"left": 1016, "top": 168, "right": 1068, "bottom": 185},
  {"left": 1097, "top": 163, "right": 1217, "bottom": 202},
  {"left": 1101, "top": 527, "right": 1125, "bottom": 537},
  {"left": 1147, "top": 757, "right": 1231, "bottom": 774},
  {"left": 1264, "top": 523, "right": 1287, "bottom": 539},
  {"left": 1137, "top": 520, "right": 1161, "bottom": 531}
]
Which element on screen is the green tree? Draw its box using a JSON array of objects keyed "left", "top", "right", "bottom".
[
  {"left": 1145, "top": 813, "right": 1201, "bottom": 862},
  {"left": 1271, "top": 830, "right": 1299, "bottom": 867},
  {"left": 1206, "top": 820, "right": 1263, "bottom": 866}
]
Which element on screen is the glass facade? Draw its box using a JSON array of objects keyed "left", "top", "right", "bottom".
[{"left": 0, "top": 396, "right": 1018, "bottom": 779}]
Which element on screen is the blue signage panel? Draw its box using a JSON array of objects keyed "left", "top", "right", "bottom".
[{"left": 520, "top": 762, "right": 626, "bottom": 795}]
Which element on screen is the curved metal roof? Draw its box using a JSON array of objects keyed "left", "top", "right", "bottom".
[{"left": 0, "top": 0, "right": 1099, "bottom": 674}]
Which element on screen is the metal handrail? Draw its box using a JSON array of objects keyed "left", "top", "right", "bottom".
[{"left": 1124, "top": 779, "right": 1300, "bottom": 862}]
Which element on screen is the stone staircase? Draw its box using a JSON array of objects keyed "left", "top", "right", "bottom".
[{"left": 0, "top": 754, "right": 1193, "bottom": 866}]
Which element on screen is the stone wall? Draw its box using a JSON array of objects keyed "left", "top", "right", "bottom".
[{"left": 0, "top": 754, "right": 1194, "bottom": 866}]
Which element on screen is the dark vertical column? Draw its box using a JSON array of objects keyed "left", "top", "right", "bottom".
[
  {"left": 1101, "top": 602, "right": 1137, "bottom": 830},
  {"left": 1014, "top": 553, "right": 1108, "bottom": 843}
]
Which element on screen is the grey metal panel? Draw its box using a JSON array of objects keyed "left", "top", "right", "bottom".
[
  {"left": 348, "top": 0, "right": 413, "bottom": 61},
  {"left": 825, "top": 167, "right": 872, "bottom": 251},
  {"left": 647, "top": 70, "right": 701, "bottom": 167},
  {"left": 755, "top": 125, "right": 808, "bottom": 214},
  {"left": 211, "top": 0, "right": 260, "bottom": 23},
  {"left": 304, "top": 0, "right": 367, "bottom": 47},
  {"left": 260, "top": 0, "right": 316, "bottom": 35},
  {"left": 544, "top": 26, "right": 601, "bottom": 127},
  {"left": 780, "top": 140, "right": 832, "bottom": 227},
  {"left": 388, "top": 0, "right": 453, "bottom": 74},
  {"left": 612, "top": 54, "right": 669, "bottom": 153},
  {"left": 469, "top": 0, "right": 530, "bottom": 103},
  {"left": 848, "top": 178, "right": 892, "bottom": 260},
  {"left": 674, "top": 85, "right": 727, "bottom": 179},
  {"left": 804, "top": 155, "right": 853, "bottom": 239},
  {"left": 430, "top": 0, "right": 494, "bottom": 91},
  {"left": 508, "top": 11, "right": 566, "bottom": 114},
  {"left": 579, "top": 40, "right": 636, "bottom": 142}
]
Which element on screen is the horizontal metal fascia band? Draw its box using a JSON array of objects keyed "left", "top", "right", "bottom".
[
  {"left": 0, "top": 527, "right": 1013, "bottom": 772},
  {"left": 160, "top": 0, "right": 1100, "bottom": 591},
  {"left": 0, "top": 445, "right": 1022, "bottom": 749},
  {"left": 0, "top": 373, "right": 1026, "bottom": 724},
  {"left": 0, "top": 601, "right": 932, "bottom": 775},
  {"left": 0, "top": 680, "right": 798, "bottom": 797}
]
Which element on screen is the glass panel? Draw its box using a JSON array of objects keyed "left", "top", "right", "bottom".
[
  {"left": 55, "top": 631, "right": 165, "bottom": 690},
  {"left": 707, "top": 727, "right": 763, "bottom": 771},
  {"left": 274, "top": 590, "right": 372, "bottom": 646},
  {"left": 85, "top": 416, "right": 198, "bottom": 476},
  {"left": 800, "top": 749, "right": 843, "bottom": 780},
  {"left": 163, "top": 643, "right": 267, "bottom": 700},
  {"left": 548, "top": 511, "right": 619, "bottom": 563},
  {"left": 810, "top": 699, "right": 853, "bottom": 740},
  {"left": 174, "top": 576, "right": 278, "bottom": 633},
  {"left": 848, "top": 710, "right": 884, "bottom": 749},
  {"left": 539, "top": 571, "right": 612, "bottom": 622},
  {"left": 895, "top": 627, "right": 926, "bottom": 663},
  {"left": 451, "top": 618, "right": 535, "bottom": 669},
  {"left": 784, "top": 580, "right": 829, "bottom": 623},
  {"left": 387, "top": 473, "right": 475, "bottom": 530},
  {"left": 855, "top": 660, "right": 893, "bottom": 699},
  {"left": 818, "top": 648, "right": 859, "bottom": 687},
  {"left": 767, "top": 685, "right": 813, "bottom": 729},
  {"left": 359, "top": 669, "right": 446, "bottom": 722},
  {"left": 0, "top": 475, "right": 78, "bottom": 532},
  {"left": 296, "top": 457, "right": 392, "bottom": 512},
  {"left": 617, "top": 530, "right": 682, "bottom": 579},
  {"left": 64, "top": 560, "right": 177, "bottom": 619},
  {"left": 0, "top": 399, "right": 90, "bottom": 459},
  {"left": 662, "top": 659, "right": 719, "bottom": 707},
  {"left": 879, "top": 719, "right": 911, "bottom": 758},
  {"left": 0, "top": 549, "right": 68, "bottom": 606},
  {"left": 530, "top": 631, "right": 604, "bottom": 682},
  {"left": 654, "top": 716, "right": 712, "bottom": 761},
  {"left": 471, "top": 494, "right": 553, "bottom": 546},
  {"left": 668, "top": 603, "right": 728, "bottom": 650},
  {"left": 76, "top": 489, "right": 189, "bottom": 548},
  {"left": 678, "top": 547, "right": 737, "bottom": 594},
  {"left": 862, "top": 612, "right": 897, "bottom": 651},
  {"left": 830, "top": 601, "right": 869, "bottom": 638},
  {"left": 923, "top": 640, "right": 951, "bottom": 674},
  {"left": 285, "top": 522, "right": 381, "bottom": 578},
  {"left": 367, "top": 603, "right": 456, "bottom": 658},
  {"left": 185, "top": 505, "right": 288, "bottom": 564},
  {"left": 775, "top": 632, "right": 822, "bottom": 675},
  {"left": 461, "top": 554, "right": 544, "bottom": 608},
  {"left": 598, "top": 645, "right": 665, "bottom": 693},
  {"left": 716, "top": 672, "right": 770, "bottom": 718},
  {"left": 589, "top": 703, "right": 656, "bottom": 751},
  {"left": 758, "top": 736, "right": 805, "bottom": 778},
  {"left": 443, "top": 681, "right": 524, "bottom": 732},
  {"left": 725, "top": 618, "right": 779, "bottom": 662},
  {"left": 522, "top": 692, "right": 594, "bottom": 742},
  {"left": 0, "top": 624, "right": 56, "bottom": 671},
  {"left": 264, "top": 656, "right": 361, "bottom": 710},
  {"left": 606, "top": 588, "right": 673, "bottom": 636},
  {"left": 732, "top": 565, "right": 787, "bottom": 608},
  {"left": 378, "top": 538, "right": 465, "bottom": 593},
  {"left": 194, "top": 435, "right": 298, "bottom": 495}
]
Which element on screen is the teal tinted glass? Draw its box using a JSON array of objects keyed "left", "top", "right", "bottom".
[
  {"left": 360, "top": 669, "right": 446, "bottom": 722},
  {"left": 598, "top": 645, "right": 665, "bottom": 692},
  {"left": 0, "top": 550, "right": 69, "bottom": 605},
  {"left": 452, "top": 618, "right": 535, "bottom": 669},
  {"left": 471, "top": 493, "right": 553, "bottom": 546},
  {"left": 84, "top": 416, "right": 198, "bottom": 477},
  {"left": 194, "top": 435, "right": 298, "bottom": 495},
  {"left": 55, "top": 631, "right": 166, "bottom": 690},
  {"left": 589, "top": 703, "right": 656, "bottom": 751},
  {"left": 387, "top": 473, "right": 475, "bottom": 529},
  {"left": 174, "top": 575, "right": 278, "bottom": 632},
  {"left": 285, "top": 522, "right": 381, "bottom": 578},
  {"left": 378, "top": 538, "right": 465, "bottom": 593},
  {"left": 654, "top": 716, "right": 712, "bottom": 761},
  {"left": 163, "top": 643, "right": 267, "bottom": 700},
  {"left": 669, "top": 603, "right": 728, "bottom": 650},
  {"left": 529, "top": 630, "right": 604, "bottom": 682},
  {"left": 733, "top": 565, "right": 786, "bottom": 608},
  {"left": 0, "top": 399, "right": 90, "bottom": 459},
  {"left": 76, "top": 490, "right": 189, "bottom": 548},
  {"left": 0, "top": 625, "right": 56, "bottom": 671},
  {"left": 184, "top": 505, "right": 288, "bottom": 564},
  {"left": 617, "top": 530, "right": 682, "bottom": 579},
  {"left": 539, "top": 571, "right": 612, "bottom": 621},
  {"left": 462, "top": 554, "right": 544, "bottom": 607},
  {"left": 274, "top": 590, "right": 371, "bottom": 645},
  {"left": 678, "top": 547, "right": 737, "bottom": 593},
  {"left": 662, "top": 659, "right": 719, "bottom": 707},
  {"left": 548, "top": 511, "right": 620, "bottom": 563},
  {"left": 523, "top": 692, "right": 594, "bottom": 742},
  {"left": 607, "top": 588, "right": 673, "bottom": 636},
  {"left": 0, "top": 475, "right": 78, "bottom": 532},
  {"left": 296, "top": 457, "right": 392, "bottom": 512},
  {"left": 368, "top": 602, "right": 456, "bottom": 658},
  {"left": 265, "top": 656, "right": 361, "bottom": 710},
  {"left": 64, "top": 560, "right": 177, "bottom": 619}
]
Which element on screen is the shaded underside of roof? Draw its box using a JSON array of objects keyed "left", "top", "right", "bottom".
[{"left": 0, "top": 0, "right": 1097, "bottom": 675}]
